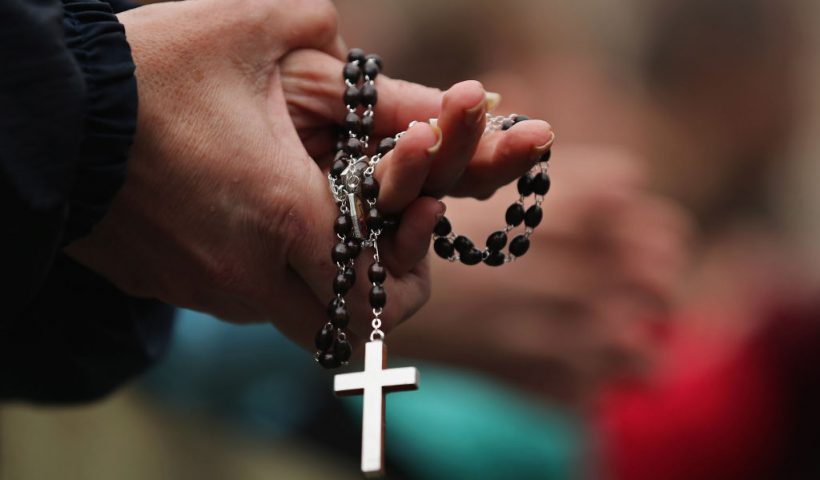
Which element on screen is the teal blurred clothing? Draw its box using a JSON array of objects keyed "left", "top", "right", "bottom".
[{"left": 142, "top": 310, "right": 585, "bottom": 479}]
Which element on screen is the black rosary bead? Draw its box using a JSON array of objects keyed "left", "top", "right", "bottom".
[
  {"left": 333, "top": 272, "right": 352, "bottom": 295},
  {"left": 343, "top": 62, "right": 362, "bottom": 83},
  {"left": 327, "top": 296, "right": 343, "bottom": 316},
  {"left": 345, "top": 111, "right": 362, "bottom": 135},
  {"left": 484, "top": 250, "right": 506, "bottom": 266},
  {"left": 505, "top": 203, "right": 525, "bottom": 226},
  {"left": 525, "top": 205, "right": 543, "bottom": 228},
  {"left": 501, "top": 118, "right": 514, "bottom": 131},
  {"left": 486, "top": 231, "right": 508, "bottom": 251},
  {"left": 343, "top": 265, "right": 356, "bottom": 284},
  {"left": 366, "top": 207, "right": 384, "bottom": 231},
  {"left": 382, "top": 215, "right": 400, "bottom": 234},
  {"left": 331, "top": 242, "right": 351, "bottom": 263},
  {"left": 360, "top": 83, "right": 378, "bottom": 107},
  {"left": 315, "top": 322, "right": 335, "bottom": 351},
  {"left": 540, "top": 149, "right": 552, "bottom": 163},
  {"left": 343, "top": 85, "right": 360, "bottom": 108},
  {"left": 433, "top": 237, "right": 455, "bottom": 259},
  {"left": 361, "top": 115, "right": 374, "bottom": 136},
  {"left": 532, "top": 172, "right": 551, "bottom": 195},
  {"left": 329, "top": 302, "right": 350, "bottom": 328},
  {"left": 453, "top": 235, "right": 474, "bottom": 255},
  {"left": 362, "top": 176, "right": 380, "bottom": 200},
  {"left": 377, "top": 137, "right": 396, "bottom": 156},
  {"left": 335, "top": 139, "right": 346, "bottom": 153},
  {"left": 318, "top": 351, "right": 342, "bottom": 369},
  {"left": 509, "top": 235, "right": 530, "bottom": 257},
  {"left": 333, "top": 337, "right": 352, "bottom": 363},
  {"left": 365, "top": 53, "right": 383, "bottom": 70},
  {"left": 460, "top": 248, "right": 483, "bottom": 265},
  {"left": 345, "top": 137, "right": 362, "bottom": 156},
  {"left": 433, "top": 216, "right": 452, "bottom": 236},
  {"left": 363, "top": 58, "right": 380, "bottom": 79},
  {"left": 347, "top": 48, "right": 366, "bottom": 63},
  {"left": 345, "top": 237, "right": 362, "bottom": 258},
  {"left": 368, "top": 262, "right": 387, "bottom": 283},
  {"left": 370, "top": 285, "right": 387, "bottom": 308},
  {"left": 330, "top": 158, "right": 347, "bottom": 178},
  {"left": 512, "top": 114, "right": 530, "bottom": 124},
  {"left": 334, "top": 214, "right": 352, "bottom": 235},
  {"left": 517, "top": 174, "right": 533, "bottom": 196}
]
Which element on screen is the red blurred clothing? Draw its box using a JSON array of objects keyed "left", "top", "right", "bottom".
[{"left": 598, "top": 304, "right": 820, "bottom": 479}]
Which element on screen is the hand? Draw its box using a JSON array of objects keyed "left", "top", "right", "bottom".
[
  {"left": 391, "top": 146, "right": 693, "bottom": 405},
  {"left": 66, "top": 0, "right": 554, "bottom": 349}
]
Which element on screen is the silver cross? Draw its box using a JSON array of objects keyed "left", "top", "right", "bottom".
[{"left": 334, "top": 341, "right": 419, "bottom": 477}]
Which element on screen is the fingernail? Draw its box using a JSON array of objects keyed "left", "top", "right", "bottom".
[
  {"left": 485, "top": 91, "right": 502, "bottom": 112},
  {"left": 437, "top": 201, "right": 447, "bottom": 218},
  {"left": 530, "top": 130, "right": 556, "bottom": 162},
  {"left": 465, "top": 96, "right": 487, "bottom": 126},
  {"left": 427, "top": 124, "right": 443, "bottom": 156}
]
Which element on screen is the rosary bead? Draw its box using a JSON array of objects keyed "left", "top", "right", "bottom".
[
  {"left": 361, "top": 115, "right": 374, "bottom": 136},
  {"left": 541, "top": 149, "right": 552, "bottom": 163},
  {"left": 334, "top": 214, "right": 352, "bottom": 235},
  {"left": 484, "top": 250, "right": 506, "bottom": 266},
  {"left": 333, "top": 337, "right": 353, "bottom": 363},
  {"left": 345, "top": 111, "right": 362, "bottom": 135},
  {"left": 505, "top": 203, "right": 525, "bottom": 226},
  {"left": 335, "top": 139, "right": 346, "bottom": 153},
  {"left": 360, "top": 83, "right": 378, "bottom": 107},
  {"left": 327, "top": 296, "right": 344, "bottom": 316},
  {"left": 377, "top": 137, "right": 396, "bottom": 155},
  {"left": 362, "top": 176, "right": 380, "bottom": 200},
  {"left": 347, "top": 48, "right": 366, "bottom": 63},
  {"left": 363, "top": 58, "right": 380, "bottom": 79},
  {"left": 370, "top": 285, "right": 387, "bottom": 308},
  {"left": 513, "top": 114, "right": 530, "bottom": 124},
  {"left": 433, "top": 216, "right": 452, "bottom": 236},
  {"left": 315, "top": 323, "right": 335, "bottom": 351},
  {"left": 517, "top": 174, "right": 534, "bottom": 196},
  {"left": 343, "top": 62, "right": 362, "bottom": 83},
  {"left": 345, "top": 137, "right": 363, "bottom": 156},
  {"left": 365, "top": 53, "right": 383, "bottom": 70},
  {"left": 333, "top": 272, "right": 352, "bottom": 295},
  {"left": 460, "top": 248, "right": 483, "bottom": 265},
  {"left": 329, "top": 303, "right": 350, "bottom": 328},
  {"left": 366, "top": 207, "right": 384, "bottom": 231},
  {"left": 368, "top": 262, "right": 387, "bottom": 283},
  {"left": 509, "top": 235, "right": 530, "bottom": 257},
  {"left": 346, "top": 237, "right": 362, "bottom": 258},
  {"left": 525, "top": 205, "right": 543, "bottom": 228},
  {"left": 532, "top": 172, "right": 551, "bottom": 195},
  {"left": 382, "top": 215, "right": 400, "bottom": 234},
  {"left": 433, "top": 237, "right": 455, "bottom": 259},
  {"left": 343, "top": 265, "right": 356, "bottom": 284},
  {"left": 318, "top": 351, "right": 342, "bottom": 369},
  {"left": 501, "top": 118, "right": 514, "bottom": 131},
  {"left": 486, "top": 231, "right": 508, "bottom": 251},
  {"left": 331, "top": 242, "right": 351, "bottom": 263},
  {"left": 453, "top": 235, "right": 474, "bottom": 255},
  {"left": 330, "top": 158, "right": 347, "bottom": 178},
  {"left": 343, "top": 85, "right": 360, "bottom": 108}
]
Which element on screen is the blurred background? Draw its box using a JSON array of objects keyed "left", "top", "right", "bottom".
[{"left": 2, "top": 0, "right": 820, "bottom": 478}]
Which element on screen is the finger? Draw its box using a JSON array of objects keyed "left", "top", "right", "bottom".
[
  {"left": 374, "top": 122, "right": 440, "bottom": 213},
  {"left": 379, "top": 197, "right": 443, "bottom": 276},
  {"left": 280, "top": 49, "right": 443, "bottom": 137},
  {"left": 422, "top": 81, "right": 488, "bottom": 196},
  {"left": 450, "top": 120, "right": 554, "bottom": 198}
]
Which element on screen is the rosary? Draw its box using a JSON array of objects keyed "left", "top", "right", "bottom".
[{"left": 314, "top": 49, "right": 552, "bottom": 477}]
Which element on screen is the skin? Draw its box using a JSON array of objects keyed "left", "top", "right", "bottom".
[{"left": 65, "top": 0, "right": 554, "bottom": 350}]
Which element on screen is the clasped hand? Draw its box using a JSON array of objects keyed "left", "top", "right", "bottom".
[{"left": 66, "top": 0, "right": 553, "bottom": 349}]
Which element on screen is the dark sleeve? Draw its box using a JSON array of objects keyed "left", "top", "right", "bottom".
[{"left": 0, "top": 0, "right": 173, "bottom": 403}]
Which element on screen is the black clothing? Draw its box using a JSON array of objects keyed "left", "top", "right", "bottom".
[{"left": 1, "top": 0, "right": 173, "bottom": 403}]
